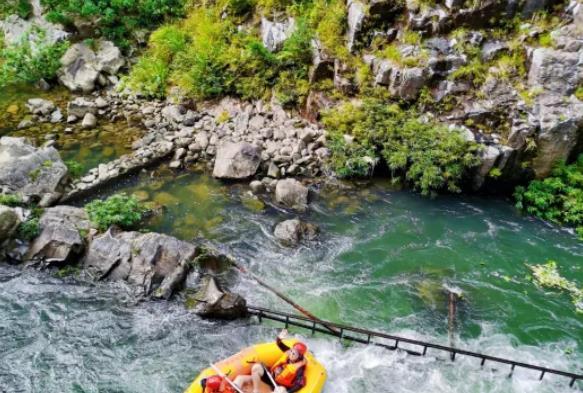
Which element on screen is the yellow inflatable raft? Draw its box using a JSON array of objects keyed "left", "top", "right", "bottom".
[{"left": 184, "top": 339, "right": 327, "bottom": 393}]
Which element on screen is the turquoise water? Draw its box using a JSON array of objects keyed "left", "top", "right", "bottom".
[{"left": 9, "top": 169, "right": 574, "bottom": 392}]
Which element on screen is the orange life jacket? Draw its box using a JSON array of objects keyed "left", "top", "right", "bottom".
[{"left": 270, "top": 353, "right": 306, "bottom": 388}]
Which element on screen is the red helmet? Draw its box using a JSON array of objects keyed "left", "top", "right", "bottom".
[
  {"left": 205, "top": 375, "right": 222, "bottom": 390},
  {"left": 293, "top": 342, "right": 308, "bottom": 356}
]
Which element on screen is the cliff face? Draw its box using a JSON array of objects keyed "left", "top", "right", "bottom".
[{"left": 307, "top": 0, "right": 583, "bottom": 188}]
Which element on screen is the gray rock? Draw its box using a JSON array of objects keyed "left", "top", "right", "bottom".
[
  {"left": 0, "top": 137, "right": 68, "bottom": 199},
  {"left": 531, "top": 95, "right": 583, "bottom": 177},
  {"left": 25, "top": 206, "right": 91, "bottom": 267},
  {"left": 0, "top": 15, "right": 68, "bottom": 49},
  {"left": 192, "top": 276, "right": 247, "bottom": 320},
  {"left": 261, "top": 17, "right": 295, "bottom": 52},
  {"left": 67, "top": 97, "right": 98, "bottom": 118},
  {"left": 26, "top": 98, "right": 55, "bottom": 116},
  {"left": 249, "top": 180, "right": 264, "bottom": 194},
  {"left": 81, "top": 113, "right": 97, "bottom": 129},
  {"left": 275, "top": 178, "right": 309, "bottom": 211},
  {"left": 213, "top": 142, "right": 262, "bottom": 179},
  {"left": 273, "top": 218, "right": 318, "bottom": 246},
  {"left": 473, "top": 145, "right": 501, "bottom": 189},
  {"left": 528, "top": 48, "right": 582, "bottom": 95},
  {"left": 0, "top": 205, "right": 21, "bottom": 244},
  {"left": 50, "top": 109, "right": 63, "bottom": 123},
  {"left": 161, "top": 105, "right": 186, "bottom": 123},
  {"left": 267, "top": 162, "right": 281, "bottom": 178},
  {"left": 481, "top": 40, "right": 508, "bottom": 61},
  {"left": 347, "top": 0, "right": 366, "bottom": 52},
  {"left": 84, "top": 229, "right": 197, "bottom": 298},
  {"left": 58, "top": 40, "right": 124, "bottom": 93}
]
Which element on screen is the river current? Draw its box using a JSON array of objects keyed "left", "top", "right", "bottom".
[{"left": 1, "top": 170, "right": 582, "bottom": 393}]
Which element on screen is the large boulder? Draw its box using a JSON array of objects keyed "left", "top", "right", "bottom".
[
  {"left": 191, "top": 276, "right": 247, "bottom": 320},
  {"left": 84, "top": 229, "right": 197, "bottom": 298},
  {"left": 0, "top": 206, "right": 21, "bottom": 244},
  {"left": 528, "top": 48, "right": 582, "bottom": 96},
  {"left": 213, "top": 142, "right": 262, "bottom": 179},
  {"left": 530, "top": 95, "right": 583, "bottom": 178},
  {"left": 275, "top": 178, "right": 309, "bottom": 211},
  {"left": 273, "top": 218, "right": 318, "bottom": 246},
  {"left": 261, "top": 17, "right": 295, "bottom": 52},
  {"left": 58, "top": 40, "right": 124, "bottom": 93},
  {"left": 0, "top": 137, "right": 68, "bottom": 200},
  {"left": 25, "top": 206, "right": 91, "bottom": 267}
]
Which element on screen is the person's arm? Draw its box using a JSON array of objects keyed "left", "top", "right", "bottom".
[
  {"left": 284, "top": 366, "right": 306, "bottom": 393},
  {"left": 276, "top": 329, "right": 290, "bottom": 352},
  {"left": 276, "top": 336, "right": 290, "bottom": 352}
]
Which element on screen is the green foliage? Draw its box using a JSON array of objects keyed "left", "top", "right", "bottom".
[
  {"left": 327, "top": 134, "right": 378, "bottom": 177},
  {"left": 381, "top": 44, "right": 427, "bottom": 67},
  {"left": 127, "top": 5, "right": 315, "bottom": 104},
  {"left": 450, "top": 58, "right": 488, "bottom": 86},
  {"left": 85, "top": 193, "right": 144, "bottom": 231},
  {"left": 17, "top": 217, "right": 40, "bottom": 240},
  {"left": 528, "top": 260, "right": 583, "bottom": 313},
  {"left": 323, "top": 99, "right": 481, "bottom": 195},
  {"left": 575, "top": 86, "right": 583, "bottom": 101},
  {"left": 0, "top": 194, "right": 23, "bottom": 207},
  {"left": 515, "top": 155, "right": 583, "bottom": 238},
  {"left": 0, "top": 0, "right": 33, "bottom": 19},
  {"left": 41, "top": 0, "right": 186, "bottom": 49},
  {"left": 538, "top": 32, "right": 553, "bottom": 47},
  {"left": 0, "top": 29, "right": 69, "bottom": 87},
  {"left": 309, "top": 0, "right": 348, "bottom": 60},
  {"left": 65, "top": 160, "right": 84, "bottom": 178}
]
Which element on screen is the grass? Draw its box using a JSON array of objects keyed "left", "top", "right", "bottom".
[
  {"left": 0, "top": 0, "right": 32, "bottom": 19},
  {"left": 65, "top": 160, "right": 84, "bottom": 179},
  {"left": 0, "top": 194, "right": 23, "bottom": 207},
  {"left": 575, "top": 86, "right": 583, "bottom": 101}
]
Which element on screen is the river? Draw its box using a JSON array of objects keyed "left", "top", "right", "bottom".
[{"left": 1, "top": 168, "right": 582, "bottom": 392}]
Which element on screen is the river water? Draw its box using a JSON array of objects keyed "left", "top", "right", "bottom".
[{"left": 1, "top": 90, "right": 582, "bottom": 392}]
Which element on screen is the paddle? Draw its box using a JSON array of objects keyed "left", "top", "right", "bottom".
[{"left": 209, "top": 363, "right": 245, "bottom": 393}]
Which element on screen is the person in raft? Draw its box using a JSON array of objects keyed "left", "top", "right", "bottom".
[
  {"left": 234, "top": 329, "right": 307, "bottom": 393},
  {"left": 201, "top": 375, "right": 236, "bottom": 393}
]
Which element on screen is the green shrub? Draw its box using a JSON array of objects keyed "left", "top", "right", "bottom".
[
  {"left": 0, "top": 30, "right": 69, "bottom": 87},
  {"left": 0, "top": 194, "right": 23, "bottom": 207},
  {"left": 122, "top": 57, "right": 170, "bottom": 98},
  {"left": 65, "top": 160, "right": 84, "bottom": 178},
  {"left": 85, "top": 193, "right": 144, "bottom": 231},
  {"left": 309, "top": 0, "right": 348, "bottom": 60},
  {"left": 323, "top": 99, "right": 481, "bottom": 195},
  {"left": 41, "top": 0, "right": 186, "bottom": 49},
  {"left": 575, "top": 86, "right": 583, "bottom": 101},
  {"left": 515, "top": 155, "right": 583, "bottom": 238},
  {"left": 0, "top": 0, "right": 33, "bottom": 19},
  {"left": 17, "top": 215, "right": 40, "bottom": 241}
]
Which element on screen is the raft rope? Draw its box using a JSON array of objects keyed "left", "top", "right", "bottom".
[{"left": 246, "top": 305, "right": 583, "bottom": 388}]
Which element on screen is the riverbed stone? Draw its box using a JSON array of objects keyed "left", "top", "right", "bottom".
[
  {"left": 274, "top": 218, "right": 318, "bottom": 246},
  {"left": 84, "top": 229, "right": 197, "bottom": 298},
  {"left": 26, "top": 98, "right": 55, "bottom": 116},
  {"left": 275, "top": 178, "right": 309, "bottom": 211},
  {"left": 25, "top": 206, "right": 92, "bottom": 267},
  {"left": 191, "top": 276, "right": 247, "bottom": 320},
  {"left": 0, "top": 137, "right": 68, "bottom": 200},
  {"left": 213, "top": 142, "right": 262, "bottom": 179},
  {"left": 82, "top": 113, "right": 97, "bottom": 129}
]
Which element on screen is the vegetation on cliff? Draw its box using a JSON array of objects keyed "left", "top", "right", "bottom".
[
  {"left": 323, "top": 99, "right": 481, "bottom": 195},
  {"left": 515, "top": 155, "right": 583, "bottom": 238}
]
